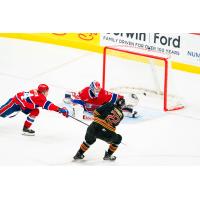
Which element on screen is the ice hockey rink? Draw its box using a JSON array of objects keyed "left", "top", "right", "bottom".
[{"left": 0, "top": 37, "right": 200, "bottom": 166}]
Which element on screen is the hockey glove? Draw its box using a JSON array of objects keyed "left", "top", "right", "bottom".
[{"left": 58, "top": 107, "right": 69, "bottom": 118}]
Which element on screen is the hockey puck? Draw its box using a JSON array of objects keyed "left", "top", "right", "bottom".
[{"left": 143, "top": 92, "right": 146, "bottom": 96}]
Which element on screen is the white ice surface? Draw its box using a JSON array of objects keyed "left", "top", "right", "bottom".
[{"left": 0, "top": 37, "right": 200, "bottom": 166}]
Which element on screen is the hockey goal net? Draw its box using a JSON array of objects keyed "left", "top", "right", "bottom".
[{"left": 102, "top": 46, "right": 184, "bottom": 111}]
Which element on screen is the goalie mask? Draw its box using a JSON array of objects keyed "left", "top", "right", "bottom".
[{"left": 89, "top": 81, "right": 101, "bottom": 98}]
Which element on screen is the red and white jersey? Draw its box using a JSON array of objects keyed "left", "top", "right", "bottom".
[
  {"left": 13, "top": 89, "right": 59, "bottom": 111},
  {"left": 75, "top": 87, "right": 123, "bottom": 112}
]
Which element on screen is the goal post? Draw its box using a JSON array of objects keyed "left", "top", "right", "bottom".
[{"left": 102, "top": 46, "right": 184, "bottom": 112}]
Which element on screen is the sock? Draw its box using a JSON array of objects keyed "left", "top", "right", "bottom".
[
  {"left": 24, "top": 115, "right": 36, "bottom": 129},
  {"left": 79, "top": 141, "right": 90, "bottom": 155},
  {"left": 108, "top": 144, "right": 118, "bottom": 155}
]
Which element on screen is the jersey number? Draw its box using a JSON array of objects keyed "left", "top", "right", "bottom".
[
  {"left": 21, "top": 92, "right": 34, "bottom": 100},
  {"left": 106, "top": 110, "right": 120, "bottom": 125}
]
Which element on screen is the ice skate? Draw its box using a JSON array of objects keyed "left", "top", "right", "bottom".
[
  {"left": 22, "top": 126, "right": 35, "bottom": 136},
  {"left": 132, "top": 111, "right": 139, "bottom": 118},
  {"left": 73, "top": 151, "right": 85, "bottom": 160},
  {"left": 103, "top": 151, "right": 116, "bottom": 161}
]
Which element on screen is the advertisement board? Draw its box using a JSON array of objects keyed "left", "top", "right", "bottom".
[{"left": 100, "top": 33, "right": 200, "bottom": 67}]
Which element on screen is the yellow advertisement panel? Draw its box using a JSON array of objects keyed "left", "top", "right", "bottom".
[{"left": 0, "top": 33, "right": 102, "bottom": 53}]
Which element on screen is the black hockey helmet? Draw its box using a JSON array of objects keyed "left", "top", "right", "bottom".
[{"left": 115, "top": 98, "right": 125, "bottom": 109}]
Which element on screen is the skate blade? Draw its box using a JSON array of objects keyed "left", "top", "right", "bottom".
[
  {"left": 22, "top": 132, "right": 35, "bottom": 136},
  {"left": 103, "top": 157, "right": 116, "bottom": 161}
]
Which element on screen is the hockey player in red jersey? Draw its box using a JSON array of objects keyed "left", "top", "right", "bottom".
[
  {"left": 64, "top": 80, "right": 139, "bottom": 118},
  {"left": 0, "top": 84, "right": 69, "bottom": 136}
]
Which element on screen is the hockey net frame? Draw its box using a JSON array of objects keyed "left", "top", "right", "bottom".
[{"left": 102, "top": 46, "right": 184, "bottom": 112}]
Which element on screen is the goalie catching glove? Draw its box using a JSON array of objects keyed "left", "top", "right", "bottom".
[{"left": 58, "top": 107, "right": 69, "bottom": 117}]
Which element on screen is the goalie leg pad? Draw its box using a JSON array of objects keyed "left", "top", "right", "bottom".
[
  {"left": 63, "top": 91, "right": 73, "bottom": 104},
  {"left": 123, "top": 93, "right": 139, "bottom": 107},
  {"left": 123, "top": 106, "right": 139, "bottom": 118},
  {"left": 72, "top": 104, "right": 84, "bottom": 119}
]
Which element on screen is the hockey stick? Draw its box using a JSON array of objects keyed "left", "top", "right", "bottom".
[{"left": 69, "top": 115, "right": 90, "bottom": 126}]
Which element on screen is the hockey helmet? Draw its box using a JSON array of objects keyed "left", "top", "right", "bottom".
[
  {"left": 115, "top": 98, "right": 125, "bottom": 109},
  {"left": 38, "top": 84, "right": 49, "bottom": 93},
  {"left": 89, "top": 80, "right": 101, "bottom": 97}
]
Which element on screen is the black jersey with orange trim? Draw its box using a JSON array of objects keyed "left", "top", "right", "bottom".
[{"left": 93, "top": 102, "right": 124, "bottom": 131}]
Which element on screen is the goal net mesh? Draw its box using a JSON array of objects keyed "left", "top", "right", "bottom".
[{"left": 102, "top": 46, "right": 184, "bottom": 111}]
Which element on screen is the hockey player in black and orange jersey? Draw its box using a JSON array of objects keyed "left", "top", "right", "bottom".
[
  {"left": 73, "top": 97, "right": 125, "bottom": 161},
  {"left": 0, "top": 84, "right": 69, "bottom": 136}
]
